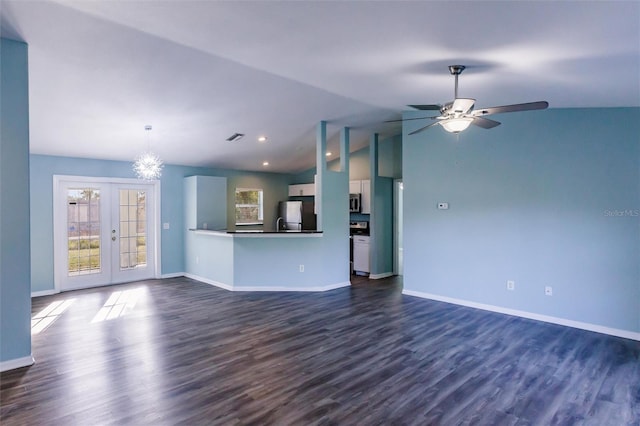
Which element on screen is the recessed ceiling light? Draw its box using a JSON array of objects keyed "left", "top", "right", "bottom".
[
  {"left": 326, "top": 152, "right": 332, "bottom": 157},
  {"left": 262, "top": 161, "right": 269, "bottom": 166},
  {"left": 258, "top": 136, "right": 268, "bottom": 142}
]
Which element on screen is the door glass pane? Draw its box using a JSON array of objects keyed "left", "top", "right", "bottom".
[
  {"left": 67, "top": 188, "right": 101, "bottom": 276},
  {"left": 119, "top": 190, "right": 147, "bottom": 270}
]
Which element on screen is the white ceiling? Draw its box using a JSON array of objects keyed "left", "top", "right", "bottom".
[{"left": 2, "top": 0, "right": 639, "bottom": 173}]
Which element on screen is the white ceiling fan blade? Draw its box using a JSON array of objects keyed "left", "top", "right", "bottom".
[
  {"left": 385, "top": 116, "right": 440, "bottom": 123},
  {"left": 471, "top": 117, "right": 501, "bottom": 129},
  {"left": 408, "top": 121, "right": 440, "bottom": 135},
  {"left": 408, "top": 104, "right": 442, "bottom": 111},
  {"left": 472, "top": 101, "right": 549, "bottom": 116}
]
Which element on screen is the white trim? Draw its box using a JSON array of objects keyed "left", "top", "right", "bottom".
[
  {"left": 161, "top": 272, "right": 184, "bottom": 279},
  {"left": 153, "top": 179, "right": 162, "bottom": 279},
  {"left": 52, "top": 174, "right": 160, "bottom": 185},
  {"left": 402, "top": 289, "right": 640, "bottom": 341},
  {"left": 369, "top": 272, "right": 394, "bottom": 280},
  {"left": 53, "top": 175, "right": 162, "bottom": 290},
  {"left": 31, "top": 289, "right": 58, "bottom": 298},
  {"left": 184, "top": 273, "right": 234, "bottom": 291},
  {"left": 185, "top": 273, "right": 350, "bottom": 293},
  {"left": 0, "top": 355, "right": 35, "bottom": 372},
  {"left": 234, "top": 281, "right": 351, "bottom": 292}
]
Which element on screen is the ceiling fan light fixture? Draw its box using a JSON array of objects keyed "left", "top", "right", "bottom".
[{"left": 441, "top": 117, "right": 473, "bottom": 133}]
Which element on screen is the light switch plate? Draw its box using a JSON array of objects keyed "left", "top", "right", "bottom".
[
  {"left": 438, "top": 202, "right": 449, "bottom": 210},
  {"left": 163, "top": 222, "right": 170, "bottom": 230}
]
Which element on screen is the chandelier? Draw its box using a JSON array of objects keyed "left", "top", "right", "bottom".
[{"left": 133, "top": 125, "right": 163, "bottom": 180}]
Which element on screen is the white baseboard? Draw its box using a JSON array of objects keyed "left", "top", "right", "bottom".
[
  {"left": 402, "top": 289, "right": 640, "bottom": 342},
  {"left": 31, "top": 289, "right": 58, "bottom": 298},
  {"left": 185, "top": 273, "right": 350, "bottom": 293},
  {"left": 184, "top": 273, "right": 234, "bottom": 291},
  {"left": 234, "top": 281, "right": 351, "bottom": 292},
  {"left": 0, "top": 355, "right": 35, "bottom": 372},
  {"left": 160, "top": 272, "right": 185, "bottom": 279},
  {"left": 369, "top": 272, "right": 394, "bottom": 280}
]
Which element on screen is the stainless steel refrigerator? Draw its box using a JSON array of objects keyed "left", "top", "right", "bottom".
[{"left": 277, "top": 201, "right": 316, "bottom": 231}]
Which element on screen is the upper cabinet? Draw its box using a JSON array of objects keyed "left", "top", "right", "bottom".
[
  {"left": 349, "top": 180, "right": 361, "bottom": 195},
  {"left": 360, "top": 179, "right": 371, "bottom": 214},
  {"left": 288, "top": 183, "right": 315, "bottom": 197},
  {"left": 350, "top": 179, "right": 371, "bottom": 214}
]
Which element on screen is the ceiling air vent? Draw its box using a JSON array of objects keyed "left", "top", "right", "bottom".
[{"left": 226, "top": 133, "right": 245, "bottom": 142}]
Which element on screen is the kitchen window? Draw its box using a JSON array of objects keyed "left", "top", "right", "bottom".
[{"left": 235, "top": 188, "right": 263, "bottom": 225}]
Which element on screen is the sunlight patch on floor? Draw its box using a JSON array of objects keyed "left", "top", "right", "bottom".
[
  {"left": 31, "top": 299, "right": 76, "bottom": 334},
  {"left": 91, "top": 288, "right": 144, "bottom": 323}
]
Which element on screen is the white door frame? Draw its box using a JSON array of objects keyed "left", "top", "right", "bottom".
[
  {"left": 53, "top": 175, "right": 161, "bottom": 292},
  {"left": 393, "top": 179, "right": 403, "bottom": 276}
]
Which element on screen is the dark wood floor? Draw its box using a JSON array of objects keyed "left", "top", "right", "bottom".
[{"left": 2, "top": 276, "right": 639, "bottom": 425}]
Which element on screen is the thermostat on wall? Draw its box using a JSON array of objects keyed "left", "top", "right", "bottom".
[{"left": 438, "top": 202, "right": 449, "bottom": 210}]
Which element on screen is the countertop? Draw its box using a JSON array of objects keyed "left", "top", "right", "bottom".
[{"left": 189, "top": 228, "right": 323, "bottom": 237}]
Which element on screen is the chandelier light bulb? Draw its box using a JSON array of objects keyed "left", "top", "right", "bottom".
[
  {"left": 134, "top": 151, "right": 163, "bottom": 180},
  {"left": 133, "top": 125, "right": 163, "bottom": 180}
]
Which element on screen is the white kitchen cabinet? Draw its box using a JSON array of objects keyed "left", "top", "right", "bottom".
[
  {"left": 349, "top": 180, "right": 361, "bottom": 194},
  {"left": 353, "top": 235, "right": 370, "bottom": 274},
  {"left": 288, "top": 183, "right": 315, "bottom": 197},
  {"left": 360, "top": 179, "right": 371, "bottom": 214}
]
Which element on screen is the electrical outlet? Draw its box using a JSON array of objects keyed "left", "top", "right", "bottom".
[
  {"left": 299, "top": 264, "right": 304, "bottom": 272},
  {"left": 545, "top": 286, "right": 553, "bottom": 296},
  {"left": 163, "top": 222, "right": 170, "bottom": 230},
  {"left": 506, "top": 280, "right": 515, "bottom": 291}
]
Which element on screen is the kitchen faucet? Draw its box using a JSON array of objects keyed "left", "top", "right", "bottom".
[{"left": 276, "top": 216, "right": 283, "bottom": 231}]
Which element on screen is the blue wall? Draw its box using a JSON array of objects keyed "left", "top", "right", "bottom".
[
  {"left": 29, "top": 155, "right": 295, "bottom": 293},
  {"left": 294, "top": 133, "right": 402, "bottom": 183},
  {"left": 402, "top": 107, "right": 640, "bottom": 334},
  {"left": 1, "top": 39, "right": 32, "bottom": 367}
]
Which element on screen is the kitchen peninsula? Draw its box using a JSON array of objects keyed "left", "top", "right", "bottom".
[
  {"left": 184, "top": 174, "right": 349, "bottom": 292},
  {"left": 186, "top": 227, "right": 349, "bottom": 292}
]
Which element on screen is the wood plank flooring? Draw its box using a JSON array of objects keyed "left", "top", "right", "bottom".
[{"left": 1, "top": 276, "right": 639, "bottom": 425}]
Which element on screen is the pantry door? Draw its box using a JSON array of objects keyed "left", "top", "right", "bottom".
[{"left": 54, "top": 176, "right": 159, "bottom": 292}]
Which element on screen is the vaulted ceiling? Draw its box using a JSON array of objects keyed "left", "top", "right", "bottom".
[{"left": 2, "top": 1, "right": 639, "bottom": 173}]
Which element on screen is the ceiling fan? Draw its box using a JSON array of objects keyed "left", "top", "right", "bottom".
[{"left": 403, "top": 65, "right": 549, "bottom": 135}]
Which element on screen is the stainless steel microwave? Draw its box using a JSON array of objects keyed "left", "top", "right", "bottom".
[{"left": 349, "top": 193, "right": 361, "bottom": 213}]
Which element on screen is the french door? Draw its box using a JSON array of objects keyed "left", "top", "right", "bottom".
[{"left": 54, "top": 176, "right": 159, "bottom": 292}]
